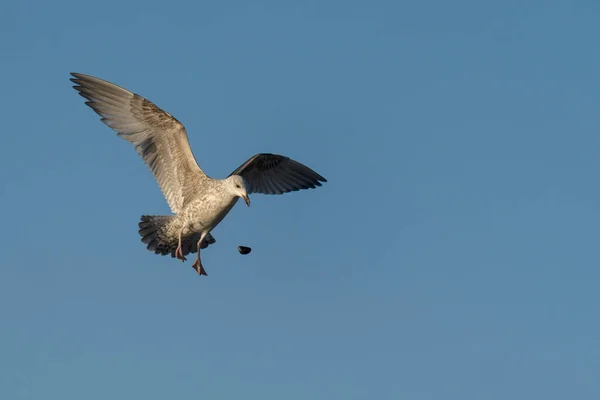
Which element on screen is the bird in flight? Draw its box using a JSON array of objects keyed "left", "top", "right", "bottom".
[{"left": 70, "top": 73, "right": 327, "bottom": 276}]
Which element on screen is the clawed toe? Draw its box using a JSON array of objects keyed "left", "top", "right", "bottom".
[
  {"left": 192, "top": 260, "right": 208, "bottom": 276},
  {"left": 175, "top": 246, "right": 186, "bottom": 262}
]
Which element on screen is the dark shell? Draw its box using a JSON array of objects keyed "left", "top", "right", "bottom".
[{"left": 237, "top": 246, "right": 252, "bottom": 255}]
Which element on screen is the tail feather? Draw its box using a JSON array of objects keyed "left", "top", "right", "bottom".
[{"left": 138, "top": 215, "right": 216, "bottom": 257}]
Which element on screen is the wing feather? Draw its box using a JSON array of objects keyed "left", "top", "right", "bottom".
[
  {"left": 229, "top": 153, "right": 327, "bottom": 195},
  {"left": 70, "top": 72, "right": 207, "bottom": 213}
]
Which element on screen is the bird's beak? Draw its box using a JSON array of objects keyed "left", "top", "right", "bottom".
[{"left": 242, "top": 194, "right": 250, "bottom": 207}]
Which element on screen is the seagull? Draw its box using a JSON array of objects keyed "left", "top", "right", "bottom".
[{"left": 70, "top": 72, "right": 327, "bottom": 276}]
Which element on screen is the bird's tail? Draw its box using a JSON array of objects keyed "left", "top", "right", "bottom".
[{"left": 138, "top": 215, "right": 215, "bottom": 258}]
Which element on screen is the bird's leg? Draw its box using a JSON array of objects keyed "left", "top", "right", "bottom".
[
  {"left": 191, "top": 252, "right": 207, "bottom": 276},
  {"left": 175, "top": 228, "right": 186, "bottom": 262},
  {"left": 192, "top": 235, "right": 208, "bottom": 276}
]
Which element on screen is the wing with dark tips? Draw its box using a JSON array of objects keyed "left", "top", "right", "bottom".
[
  {"left": 229, "top": 153, "right": 327, "bottom": 195},
  {"left": 70, "top": 72, "right": 207, "bottom": 213}
]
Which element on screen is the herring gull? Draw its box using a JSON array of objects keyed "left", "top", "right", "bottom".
[{"left": 70, "top": 72, "right": 326, "bottom": 276}]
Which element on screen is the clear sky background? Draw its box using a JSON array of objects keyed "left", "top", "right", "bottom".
[{"left": 1, "top": 0, "right": 599, "bottom": 399}]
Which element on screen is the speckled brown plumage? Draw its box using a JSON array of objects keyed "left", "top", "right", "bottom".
[{"left": 70, "top": 72, "right": 327, "bottom": 277}]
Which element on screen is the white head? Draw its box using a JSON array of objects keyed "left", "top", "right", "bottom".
[{"left": 227, "top": 175, "right": 250, "bottom": 207}]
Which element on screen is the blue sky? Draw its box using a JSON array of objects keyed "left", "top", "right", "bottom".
[{"left": 1, "top": 0, "right": 600, "bottom": 398}]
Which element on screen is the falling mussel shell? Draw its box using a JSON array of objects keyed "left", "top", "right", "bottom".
[{"left": 238, "top": 246, "right": 252, "bottom": 255}]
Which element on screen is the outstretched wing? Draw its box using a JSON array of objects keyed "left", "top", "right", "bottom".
[
  {"left": 229, "top": 153, "right": 327, "bottom": 195},
  {"left": 70, "top": 72, "right": 207, "bottom": 213}
]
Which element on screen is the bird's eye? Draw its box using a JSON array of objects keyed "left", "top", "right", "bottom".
[{"left": 236, "top": 184, "right": 240, "bottom": 188}]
